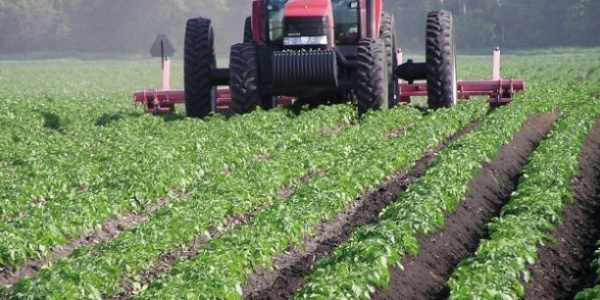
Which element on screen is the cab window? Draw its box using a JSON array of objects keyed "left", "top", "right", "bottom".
[
  {"left": 332, "top": 0, "right": 359, "bottom": 44},
  {"left": 267, "top": 0, "right": 288, "bottom": 42}
]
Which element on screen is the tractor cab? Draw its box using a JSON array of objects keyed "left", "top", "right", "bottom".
[
  {"left": 264, "top": 0, "right": 360, "bottom": 49},
  {"left": 332, "top": 1, "right": 360, "bottom": 44}
]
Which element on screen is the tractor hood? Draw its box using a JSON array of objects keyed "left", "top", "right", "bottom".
[
  {"left": 283, "top": 0, "right": 332, "bottom": 18},
  {"left": 280, "top": 0, "right": 334, "bottom": 48}
]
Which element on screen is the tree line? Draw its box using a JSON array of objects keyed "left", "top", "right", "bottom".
[
  {"left": 387, "top": 0, "right": 600, "bottom": 51},
  {"left": 0, "top": 0, "right": 238, "bottom": 54},
  {"left": 0, "top": 0, "right": 598, "bottom": 55}
]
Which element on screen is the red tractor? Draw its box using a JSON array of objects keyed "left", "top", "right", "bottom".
[{"left": 134, "top": 0, "right": 524, "bottom": 117}]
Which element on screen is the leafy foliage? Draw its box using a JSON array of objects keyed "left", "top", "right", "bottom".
[
  {"left": 0, "top": 99, "right": 360, "bottom": 268},
  {"left": 294, "top": 84, "right": 576, "bottom": 299},
  {"left": 1, "top": 54, "right": 600, "bottom": 299},
  {"left": 448, "top": 96, "right": 600, "bottom": 299},
  {"left": 129, "top": 101, "right": 488, "bottom": 300}
]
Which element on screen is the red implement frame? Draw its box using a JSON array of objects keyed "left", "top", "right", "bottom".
[
  {"left": 133, "top": 57, "right": 233, "bottom": 115},
  {"left": 133, "top": 48, "right": 524, "bottom": 114},
  {"left": 133, "top": 57, "right": 293, "bottom": 115},
  {"left": 397, "top": 48, "right": 525, "bottom": 106}
]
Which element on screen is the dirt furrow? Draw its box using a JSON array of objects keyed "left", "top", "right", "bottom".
[
  {"left": 371, "top": 111, "right": 561, "bottom": 300},
  {"left": 107, "top": 209, "right": 249, "bottom": 300},
  {"left": 242, "top": 121, "right": 482, "bottom": 300},
  {"left": 107, "top": 170, "right": 322, "bottom": 300},
  {"left": 523, "top": 119, "right": 600, "bottom": 300},
  {"left": 0, "top": 191, "right": 186, "bottom": 287}
]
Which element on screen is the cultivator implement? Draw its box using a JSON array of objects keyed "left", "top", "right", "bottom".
[
  {"left": 132, "top": 46, "right": 235, "bottom": 115},
  {"left": 133, "top": 86, "right": 233, "bottom": 115},
  {"left": 134, "top": 47, "right": 524, "bottom": 115},
  {"left": 133, "top": 1, "right": 525, "bottom": 117},
  {"left": 397, "top": 48, "right": 525, "bottom": 106},
  {"left": 132, "top": 49, "right": 293, "bottom": 115}
]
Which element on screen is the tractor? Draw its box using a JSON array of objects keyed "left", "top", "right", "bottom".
[{"left": 134, "top": 0, "right": 525, "bottom": 117}]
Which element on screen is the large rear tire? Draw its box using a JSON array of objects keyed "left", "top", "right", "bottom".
[
  {"left": 355, "top": 38, "right": 388, "bottom": 117},
  {"left": 230, "top": 43, "right": 261, "bottom": 114},
  {"left": 380, "top": 12, "right": 398, "bottom": 108},
  {"left": 243, "top": 16, "right": 252, "bottom": 43},
  {"left": 426, "top": 11, "right": 458, "bottom": 109},
  {"left": 184, "top": 17, "right": 217, "bottom": 118}
]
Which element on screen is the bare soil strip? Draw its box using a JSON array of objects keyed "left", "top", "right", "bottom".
[
  {"left": 0, "top": 191, "right": 185, "bottom": 287},
  {"left": 108, "top": 210, "right": 249, "bottom": 300},
  {"left": 107, "top": 170, "right": 322, "bottom": 300},
  {"left": 523, "top": 119, "right": 600, "bottom": 300},
  {"left": 241, "top": 121, "right": 482, "bottom": 300},
  {"left": 371, "top": 111, "right": 560, "bottom": 300}
]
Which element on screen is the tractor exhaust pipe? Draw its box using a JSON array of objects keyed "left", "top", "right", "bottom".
[{"left": 366, "top": 0, "right": 376, "bottom": 38}]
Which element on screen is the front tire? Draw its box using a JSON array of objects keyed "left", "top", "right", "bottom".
[
  {"left": 230, "top": 43, "right": 261, "bottom": 114},
  {"left": 243, "top": 16, "right": 252, "bottom": 43},
  {"left": 355, "top": 38, "right": 388, "bottom": 117},
  {"left": 184, "top": 17, "right": 217, "bottom": 118},
  {"left": 425, "top": 11, "right": 458, "bottom": 109},
  {"left": 380, "top": 12, "right": 398, "bottom": 108}
]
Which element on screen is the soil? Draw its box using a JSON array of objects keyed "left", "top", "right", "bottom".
[
  {"left": 319, "top": 122, "right": 353, "bottom": 136},
  {"left": 371, "top": 111, "right": 561, "bottom": 300},
  {"left": 523, "top": 119, "right": 600, "bottom": 300},
  {"left": 242, "top": 121, "right": 482, "bottom": 300},
  {"left": 108, "top": 170, "right": 323, "bottom": 300},
  {"left": 108, "top": 213, "right": 247, "bottom": 300}
]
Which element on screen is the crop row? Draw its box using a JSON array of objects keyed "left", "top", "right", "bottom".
[
  {"left": 294, "top": 84, "right": 574, "bottom": 299},
  {"left": 576, "top": 243, "right": 600, "bottom": 300},
  {"left": 0, "top": 104, "right": 355, "bottom": 268},
  {"left": 3, "top": 103, "right": 441, "bottom": 298},
  {"left": 2, "top": 54, "right": 598, "bottom": 299},
  {"left": 116, "top": 101, "right": 488, "bottom": 299},
  {"left": 447, "top": 93, "right": 600, "bottom": 299}
]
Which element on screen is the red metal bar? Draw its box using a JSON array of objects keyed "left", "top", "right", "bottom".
[
  {"left": 133, "top": 88, "right": 234, "bottom": 114},
  {"left": 216, "top": 89, "right": 232, "bottom": 113},
  {"left": 162, "top": 58, "right": 171, "bottom": 90},
  {"left": 399, "top": 79, "right": 525, "bottom": 99},
  {"left": 397, "top": 47, "right": 525, "bottom": 105},
  {"left": 132, "top": 87, "right": 299, "bottom": 115},
  {"left": 492, "top": 47, "right": 500, "bottom": 81},
  {"left": 135, "top": 47, "right": 525, "bottom": 114}
]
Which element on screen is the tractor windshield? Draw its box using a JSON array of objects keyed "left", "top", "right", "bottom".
[
  {"left": 267, "top": 0, "right": 288, "bottom": 43},
  {"left": 266, "top": 0, "right": 359, "bottom": 45},
  {"left": 332, "top": 0, "right": 359, "bottom": 44}
]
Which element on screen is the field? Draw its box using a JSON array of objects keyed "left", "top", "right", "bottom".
[{"left": 1, "top": 50, "right": 600, "bottom": 300}]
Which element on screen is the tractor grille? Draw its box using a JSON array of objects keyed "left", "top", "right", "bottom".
[{"left": 272, "top": 50, "right": 338, "bottom": 86}]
